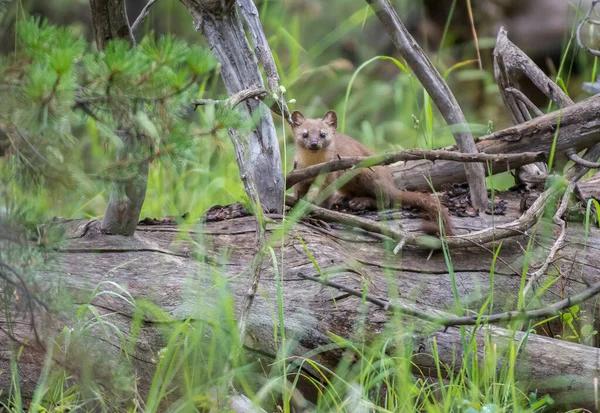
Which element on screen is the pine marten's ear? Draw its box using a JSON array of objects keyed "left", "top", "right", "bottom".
[
  {"left": 291, "top": 111, "right": 305, "bottom": 128},
  {"left": 322, "top": 110, "right": 338, "bottom": 130}
]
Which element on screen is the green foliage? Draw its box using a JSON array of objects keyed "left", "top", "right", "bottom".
[{"left": 0, "top": 17, "right": 249, "bottom": 224}]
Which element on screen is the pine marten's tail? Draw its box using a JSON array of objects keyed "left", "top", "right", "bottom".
[{"left": 390, "top": 189, "right": 453, "bottom": 236}]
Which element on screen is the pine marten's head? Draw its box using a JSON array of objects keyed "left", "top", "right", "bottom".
[{"left": 291, "top": 110, "right": 337, "bottom": 153}]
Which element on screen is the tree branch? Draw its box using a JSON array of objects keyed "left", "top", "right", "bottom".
[
  {"left": 523, "top": 183, "right": 574, "bottom": 297},
  {"left": 576, "top": 0, "right": 600, "bottom": 58},
  {"left": 192, "top": 86, "right": 290, "bottom": 120},
  {"left": 365, "top": 0, "right": 488, "bottom": 210},
  {"left": 392, "top": 94, "right": 600, "bottom": 191},
  {"left": 286, "top": 195, "right": 443, "bottom": 249},
  {"left": 505, "top": 87, "right": 544, "bottom": 118},
  {"left": 298, "top": 273, "right": 600, "bottom": 327},
  {"left": 237, "top": 0, "right": 293, "bottom": 125},
  {"left": 286, "top": 149, "right": 547, "bottom": 190},
  {"left": 130, "top": 0, "right": 158, "bottom": 35},
  {"left": 192, "top": 87, "right": 268, "bottom": 109},
  {"left": 566, "top": 148, "right": 600, "bottom": 169}
]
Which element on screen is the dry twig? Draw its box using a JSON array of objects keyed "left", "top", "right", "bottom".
[
  {"left": 523, "top": 184, "right": 574, "bottom": 297},
  {"left": 286, "top": 149, "right": 546, "bottom": 189},
  {"left": 567, "top": 149, "right": 600, "bottom": 169},
  {"left": 131, "top": 0, "right": 158, "bottom": 34},
  {"left": 286, "top": 196, "right": 442, "bottom": 249},
  {"left": 576, "top": 0, "right": 600, "bottom": 57},
  {"left": 299, "top": 272, "right": 600, "bottom": 327}
]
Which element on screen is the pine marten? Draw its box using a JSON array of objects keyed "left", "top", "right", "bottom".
[{"left": 291, "top": 110, "right": 453, "bottom": 236}]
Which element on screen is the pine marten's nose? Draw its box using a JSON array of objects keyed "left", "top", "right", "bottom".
[{"left": 309, "top": 141, "right": 319, "bottom": 149}]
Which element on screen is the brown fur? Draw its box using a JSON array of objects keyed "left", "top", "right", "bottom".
[{"left": 291, "top": 110, "right": 453, "bottom": 236}]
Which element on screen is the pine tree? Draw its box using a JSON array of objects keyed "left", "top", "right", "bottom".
[{"left": 0, "top": 17, "right": 227, "bottom": 234}]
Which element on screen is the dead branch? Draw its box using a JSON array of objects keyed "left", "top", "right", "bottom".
[
  {"left": 566, "top": 143, "right": 600, "bottom": 182},
  {"left": 443, "top": 184, "right": 563, "bottom": 247},
  {"left": 237, "top": 0, "right": 293, "bottom": 125},
  {"left": 523, "top": 184, "right": 574, "bottom": 297},
  {"left": 299, "top": 272, "right": 600, "bottom": 327},
  {"left": 494, "top": 27, "right": 574, "bottom": 189},
  {"left": 286, "top": 149, "right": 547, "bottom": 190},
  {"left": 576, "top": 0, "right": 600, "bottom": 57},
  {"left": 567, "top": 148, "right": 600, "bottom": 169},
  {"left": 130, "top": 0, "right": 158, "bottom": 34},
  {"left": 505, "top": 87, "right": 544, "bottom": 118},
  {"left": 494, "top": 27, "right": 573, "bottom": 119},
  {"left": 192, "top": 87, "right": 269, "bottom": 109},
  {"left": 285, "top": 196, "right": 442, "bottom": 250},
  {"left": 366, "top": 0, "right": 489, "bottom": 210},
  {"left": 192, "top": 86, "right": 289, "bottom": 120}
]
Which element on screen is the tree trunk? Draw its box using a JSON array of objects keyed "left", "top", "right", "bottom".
[
  {"left": 2, "top": 189, "right": 600, "bottom": 410},
  {"left": 99, "top": 132, "right": 149, "bottom": 236},
  {"left": 89, "top": 0, "right": 149, "bottom": 236},
  {"left": 179, "top": 0, "right": 285, "bottom": 213},
  {"left": 89, "top": 0, "right": 133, "bottom": 49}
]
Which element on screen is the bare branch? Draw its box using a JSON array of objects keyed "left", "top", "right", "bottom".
[
  {"left": 192, "top": 86, "right": 290, "bottom": 120},
  {"left": 299, "top": 272, "right": 600, "bottom": 327},
  {"left": 576, "top": 0, "right": 600, "bottom": 57},
  {"left": 286, "top": 195, "right": 443, "bottom": 250},
  {"left": 494, "top": 27, "right": 573, "bottom": 120},
  {"left": 566, "top": 148, "right": 600, "bottom": 169},
  {"left": 192, "top": 87, "right": 268, "bottom": 109},
  {"left": 523, "top": 183, "right": 574, "bottom": 297},
  {"left": 392, "top": 94, "right": 600, "bottom": 191},
  {"left": 286, "top": 149, "right": 547, "bottom": 190},
  {"left": 131, "top": 0, "right": 158, "bottom": 34},
  {"left": 366, "top": 0, "right": 488, "bottom": 210},
  {"left": 565, "top": 141, "right": 600, "bottom": 182},
  {"left": 505, "top": 87, "right": 544, "bottom": 118}
]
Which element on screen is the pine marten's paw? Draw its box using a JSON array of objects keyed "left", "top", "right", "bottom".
[{"left": 348, "top": 197, "right": 378, "bottom": 211}]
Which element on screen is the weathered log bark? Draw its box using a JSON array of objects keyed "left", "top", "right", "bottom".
[
  {"left": 392, "top": 94, "right": 600, "bottom": 191},
  {"left": 2, "top": 191, "right": 600, "bottom": 409}
]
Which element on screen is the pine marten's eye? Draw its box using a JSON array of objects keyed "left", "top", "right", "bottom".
[
  {"left": 320, "top": 132, "right": 327, "bottom": 138},
  {"left": 302, "top": 131, "right": 308, "bottom": 138}
]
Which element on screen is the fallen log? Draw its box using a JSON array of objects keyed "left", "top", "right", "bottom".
[
  {"left": 391, "top": 94, "right": 600, "bottom": 191},
  {"left": 2, "top": 190, "right": 600, "bottom": 410}
]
